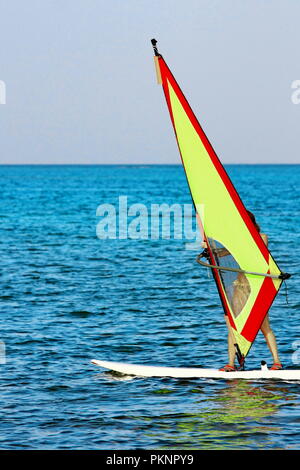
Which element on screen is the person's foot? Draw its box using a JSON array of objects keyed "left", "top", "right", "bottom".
[
  {"left": 270, "top": 363, "right": 283, "bottom": 370},
  {"left": 219, "top": 364, "right": 236, "bottom": 372}
]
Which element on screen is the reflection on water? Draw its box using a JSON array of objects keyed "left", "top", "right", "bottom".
[{"left": 142, "top": 380, "right": 296, "bottom": 450}]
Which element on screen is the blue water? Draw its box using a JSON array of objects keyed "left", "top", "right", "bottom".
[{"left": 1, "top": 164, "right": 300, "bottom": 450}]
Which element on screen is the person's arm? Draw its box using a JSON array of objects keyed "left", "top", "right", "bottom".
[{"left": 201, "top": 241, "right": 230, "bottom": 257}]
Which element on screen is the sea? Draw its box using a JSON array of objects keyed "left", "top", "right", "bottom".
[{"left": 1, "top": 164, "right": 300, "bottom": 450}]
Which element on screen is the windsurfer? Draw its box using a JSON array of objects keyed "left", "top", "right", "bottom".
[{"left": 202, "top": 211, "right": 283, "bottom": 372}]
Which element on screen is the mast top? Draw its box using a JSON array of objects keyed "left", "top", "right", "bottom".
[{"left": 151, "top": 38, "right": 161, "bottom": 57}]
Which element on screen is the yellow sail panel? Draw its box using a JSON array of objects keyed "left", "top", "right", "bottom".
[{"left": 167, "top": 80, "right": 269, "bottom": 273}]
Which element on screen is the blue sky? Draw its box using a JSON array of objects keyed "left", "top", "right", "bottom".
[{"left": 0, "top": 0, "right": 299, "bottom": 164}]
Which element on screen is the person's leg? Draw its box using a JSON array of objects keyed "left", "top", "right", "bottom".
[
  {"left": 225, "top": 315, "right": 236, "bottom": 367},
  {"left": 260, "top": 315, "right": 281, "bottom": 365}
]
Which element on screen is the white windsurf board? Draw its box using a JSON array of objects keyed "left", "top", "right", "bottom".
[{"left": 91, "top": 359, "right": 300, "bottom": 381}]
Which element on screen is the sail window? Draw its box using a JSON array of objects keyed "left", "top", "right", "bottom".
[{"left": 208, "top": 238, "right": 251, "bottom": 318}]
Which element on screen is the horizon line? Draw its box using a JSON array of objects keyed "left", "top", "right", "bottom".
[{"left": 0, "top": 162, "right": 299, "bottom": 166}]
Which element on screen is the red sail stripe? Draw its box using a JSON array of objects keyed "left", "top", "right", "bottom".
[
  {"left": 241, "top": 277, "right": 279, "bottom": 342},
  {"left": 160, "top": 58, "right": 235, "bottom": 321},
  {"left": 155, "top": 53, "right": 283, "bottom": 359}
]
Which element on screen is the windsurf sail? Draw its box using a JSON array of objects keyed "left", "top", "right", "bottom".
[{"left": 151, "top": 39, "right": 290, "bottom": 364}]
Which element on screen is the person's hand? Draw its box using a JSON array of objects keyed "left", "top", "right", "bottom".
[{"left": 201, "top": 241, "right": 207, "bottom": 249}]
